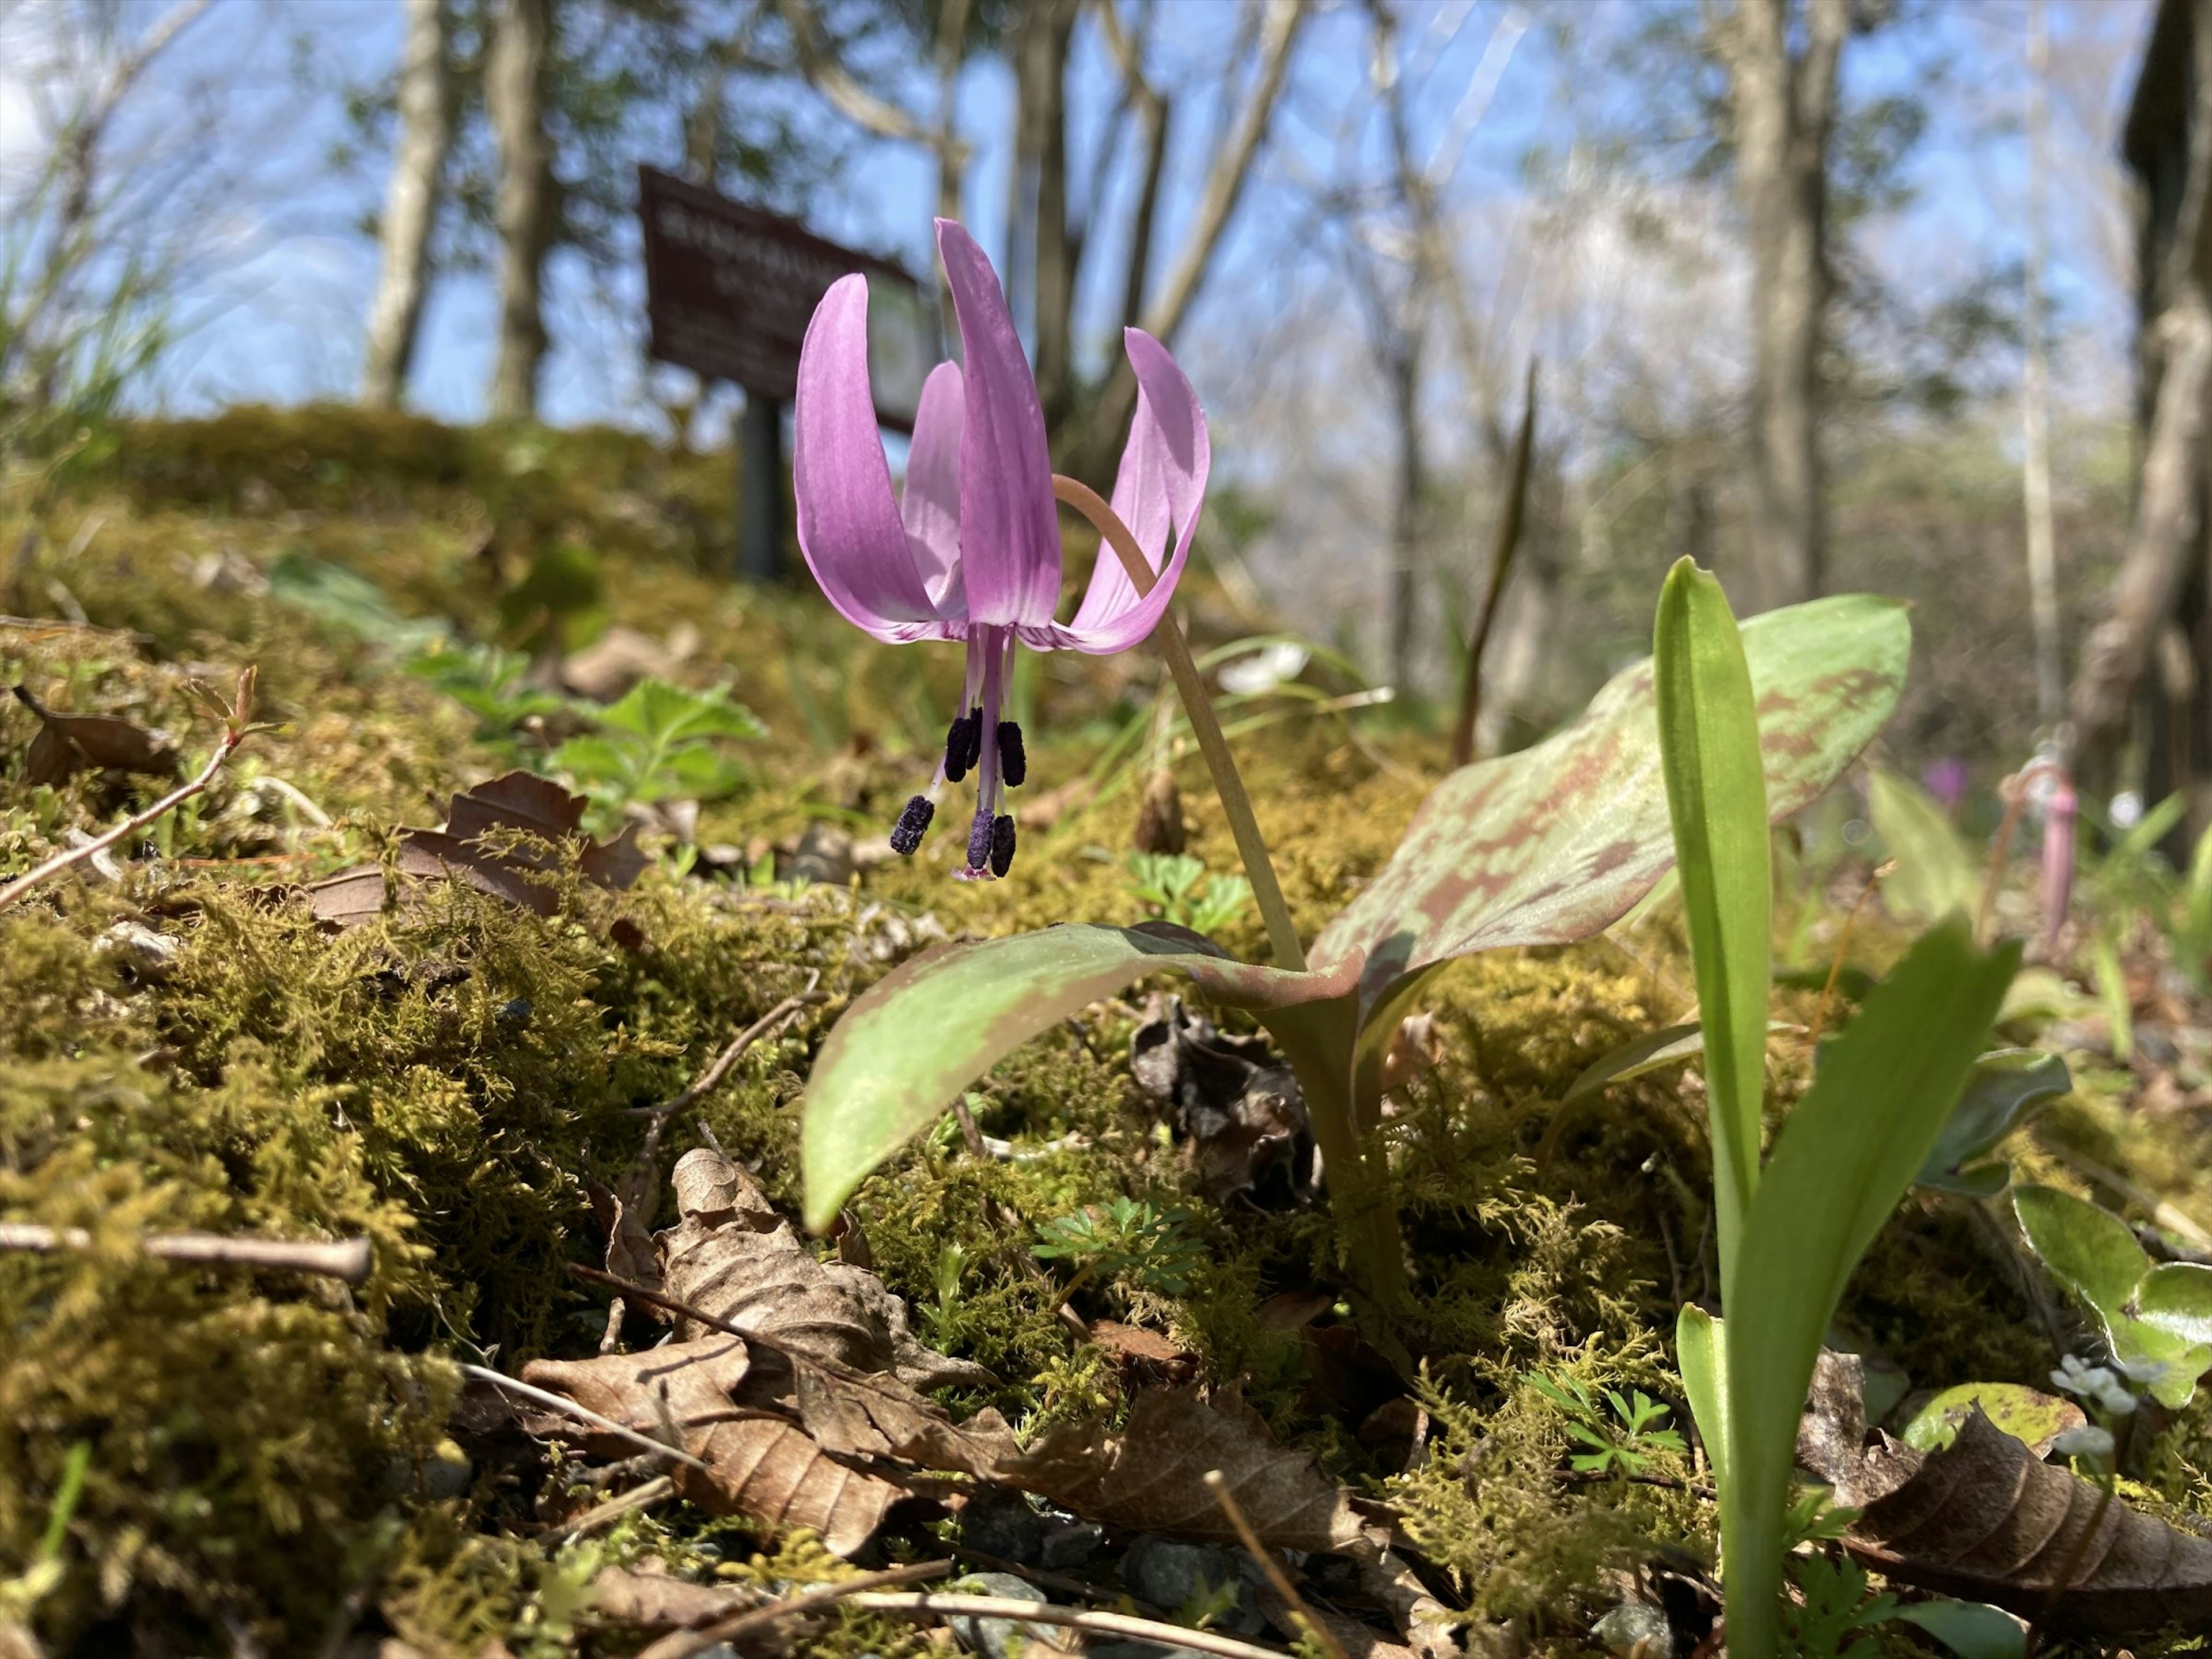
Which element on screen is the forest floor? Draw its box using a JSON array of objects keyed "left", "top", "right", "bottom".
[{"left": 2, "top": 408, "right": 2209, "bottom": 1659}]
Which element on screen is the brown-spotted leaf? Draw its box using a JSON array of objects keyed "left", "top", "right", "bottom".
[
  {"left": 1310, "top": 594, "right": 1909, "bottom": 1013},
  {"left": 1835, "top": 1409, "right": 2212, "bottom": 1637},
  {"left": 14, "top": 685, "right": 180, "bottom": 786},
  {"left": 659, "top": 1147, "right": 993, "bottom": 1394},
  {"left": 1003, "top": 1386, "right": 1375, "bottom": 1555},
  {"left": 801, "top": 923, "right": 1359, "bottom": 1231}
]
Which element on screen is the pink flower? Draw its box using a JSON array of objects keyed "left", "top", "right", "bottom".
[{"left": 794, "top": 219, "right": 1207, "bottom": 878}]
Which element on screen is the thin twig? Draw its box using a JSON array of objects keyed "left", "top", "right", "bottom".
[
  {"left": 0, "top": 1222, "right": 371, "bottom": 1283},
  {"left": 2045, "top": 1143, "right": 2212, "bottom": 1249},
  {"left": 457, "top": 1363, "right": 712, "bottom": 1473},
  {"left": 552, "top": 1474, "right": 674, "bottom": 1541},
  {"left": 1806, "top": 859, "right": 1893, "bottom": 1052},
  {"left": 846, "top": 1592, "right": 1297, "bottom": 1659},
  {"left": 1551, "top": 1467, "right": 1715, "bottom": 1500},
  {"left": 624, "top": 978, "right": 825, "bottom": 1120},
  {"left": 1978, "top": 768, "right": 2034, "bottom": 945},
  {"left": 948, "top": 1546, "right": 1160, "bottom": 1612},
  {"left": 634, "top": 1559, "right": 955, "bottom": 1659},
  {"left": 1054, "top": 474, "right": 1306, "bottom": 972},
  {"left": 1449, "top": 357, "right": 1539, "bottom": 768},
  {"left": 1205, "top": 1469, "right": 1347, "bottom": 1659},
  {"left": 0, "top": 671, "right": 256, "bottom": 912}
]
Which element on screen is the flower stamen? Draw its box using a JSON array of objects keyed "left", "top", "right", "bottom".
[
  {"left": 889, "top": 795, "right": 935, "bottom": 856},
  {"left": 997, "top": 722, "right": 1026, "bottom": 788}
]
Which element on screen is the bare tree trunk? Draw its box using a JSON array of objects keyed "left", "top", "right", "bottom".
[
  {"left": 1721, "top": 0, "right": 1844, "bottom": 609},
  {"left": 361, "top": 0, "right": 452, "bottom": 410},
  {"left": 1385, "top": 337, "right": 1426, "bottom": 692},
  {"left": 1096, "top": 0, "right": 1168, "bottom": 332},
  {"left": 931, "top": 0, "right": 972, "bottom": 342},
  {"left": 487, "top": 0, "right": 554, "bottom": 421},
  {"left": 1025, "top": 0, "right": 1080, "bottom": 433},
  {"left": 2022, "top": 0, "right": 2064, "bottom": 728},
  {"left": 2070, "top": 0, "right": 2212, "bottom": 771}
]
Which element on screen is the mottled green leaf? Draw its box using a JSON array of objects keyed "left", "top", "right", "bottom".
[
  {"left": 1867, "top": 768, "right": 1982, "bottom": 925},
  {"left": 1900, "top": 1382, "right": 2084, "bottom": 1456},
  {"left": 800, "top": 924, "right": 1353, "bottom": 1231},
  {"left": 1914, "top": 1050, "right": 2071, "bottom": 1195},
  {"left": 2012, "top": 1185, "right": 2212, "bottom": 1410},
  {"left": 1312, "top": 594, "right": 1909, "bottom": 1015},
  {"left": 1654, "top": 558, "right": 1772, "bottom": 1288},
  {"left": 1725, "top": 918, "right": 2018, "bottom": 1659}
]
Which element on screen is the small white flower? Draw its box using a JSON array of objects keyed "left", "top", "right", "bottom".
[
  {"left": 2052, "top": 1424, "right": 2115, "bottom": 1459},
  {"left": 2050, "top": 1355, "right": 2114, "bottom": 1399}
]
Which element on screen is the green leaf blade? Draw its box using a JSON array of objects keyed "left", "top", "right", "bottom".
[
  {"left": 1725, "top": 918, "right": 2019, "bottom": 1659},
  {"left": 1654, "top": 557, "right": 1772, "bottom": 1280},
  {"left": 800, "top": 924, "right": 1350, "bottom": 1231}
]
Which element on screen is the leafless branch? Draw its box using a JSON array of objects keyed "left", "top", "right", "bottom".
[
  {"left": 844, "top": 1593, "right": 1298, "bottom": 1659},
  {"left": 0, "top": 1223, "right": 371, "bottom": 1283},
  {"left": 635, "top": 1560, "right": 955, "bottom": 1659}
]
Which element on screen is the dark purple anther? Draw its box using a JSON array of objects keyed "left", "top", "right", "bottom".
[
  {"left": 890, "top": 795, "right": 934, "bottom": 856},
  {"left": 997, "top": 721, "right": 1026, "bottom": 787},
  {"left": 966, "top": 808, "right": 994, "bottom": 872},
  {"left": 944, "top": 708, "right": 983, "bottom": 782},
  {"left": 990, "top": 814, "right": 1016, "bottom": 877}
]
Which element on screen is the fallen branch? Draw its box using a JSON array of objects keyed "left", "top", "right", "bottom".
[
  {"left": 634, "top": 1558, "right": 954, "bottom": 1659},
  {"left": 844, "top": 1592, "right": 1298, "bottom": 1659},
  {"left": 551, "top": 1474, "right": 674, "bottom": 1541},
  {"left": 0, "top": 1222, "right": 371, "bottom": 1283},
  {"left": 0, "top": 666, "right": 257, "bottom": 913}
]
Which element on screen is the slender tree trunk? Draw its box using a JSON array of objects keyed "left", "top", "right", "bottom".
[
  {"left": 1026, "top": 0, "right": 1080, "bottom": 434},
  {"left": 2070, "top": 0, "right": 2212, "bottom": 774},
  {"left": 1386, "top": 337, "right": 1426, "bottom": 693},
  {"left": 932, "top": 0, "right": 972, "bottom": 343},
  {"left": 361, "top": 0, "right": 452, "bottom": 410},
  {"left": 487, "top": 0, "right": 554, "bottom": 421},
  {"left": 2022, "top": 0, "right": 2064, "bottom": 729},
  {"left": 1724, "top": 0, "right": 1844, "bottom": 609}
]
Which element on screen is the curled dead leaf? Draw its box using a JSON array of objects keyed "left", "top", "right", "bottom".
[
  {"left": 1801, "top": 1351, "right": 2212, "bottom": 1637},
  {"left": 13, "top": 684, "right": 180, "bottom": 787},
  {"left": 1131, "top": 997, "right": 1310, "bottom": 1203}
]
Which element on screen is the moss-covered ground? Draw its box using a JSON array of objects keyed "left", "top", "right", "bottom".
[{"left": 2, "top": 408, "right": 2208, "bottom": 1656}]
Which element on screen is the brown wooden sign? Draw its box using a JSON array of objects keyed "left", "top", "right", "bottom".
[{"left": 638, "top": 166, "right": 930, "bottom": 430}]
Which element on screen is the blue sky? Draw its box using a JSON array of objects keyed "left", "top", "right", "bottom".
[{"left": 12, "top": 0, "right": 2154, "bottom": 435}]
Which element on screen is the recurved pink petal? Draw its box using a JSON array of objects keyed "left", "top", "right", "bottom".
[
  {"left": 902, "top": 360, "right": 965, "bottom": 613},
  {"left": 794, "top": 274, "right": 961, "bottom": 642},
  {"left": 1037, "top": 329, "right": 1209, "bottom": 656},
  {"left": 938, "top": 220, "right": 1061, "bottom": 629}
]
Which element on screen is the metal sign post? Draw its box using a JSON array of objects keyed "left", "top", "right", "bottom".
[{"left": 638, "top": 166, "right": 931, "bottom": 582}]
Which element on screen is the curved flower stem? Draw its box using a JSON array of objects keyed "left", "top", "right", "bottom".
[{"left": 1052, "top": 475, "right": 1306, "bottom": 972}]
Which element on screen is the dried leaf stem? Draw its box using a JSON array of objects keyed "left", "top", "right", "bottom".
[
  {"left": 0, "top": 670, "right": 256, "bottom": 912},
  {"left": 1205, "top": 1468, "right": 1347, "bottom": 1659},
  {"left": 845, "top": 1592, "right": 1297, "bottom": 1659},
  {"left": 1053, "top": 474, "right": 1306, "bottom": 972},
  {"left": 634, "top": 1559, "right": 954, "bottom": 1659},
  {"left": 0, "top": 1222, "right": 371, "bottom": 1283}
]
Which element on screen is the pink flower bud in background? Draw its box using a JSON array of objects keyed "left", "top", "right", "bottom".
[{"left": 2040, "top": 768, "right": 2077, "bottom": 949}]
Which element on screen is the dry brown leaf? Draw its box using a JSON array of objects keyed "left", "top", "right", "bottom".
[
  {"left": 1130, "top": 998, "right": 1310, "bottom": 1202},
  {"left": 302, "top": 770, "right": 643, "bottom": 928},
  {"left": 14, "top": 684, "right": 180, "bottom": 786},
  {"left": 1801, "top": 1353, "right": 2212, "bottom": 1637},
  {"left": 1089, "top": 1320, "right": 1199, "bottom": 1387},
  {"left": 589, "top": 1566, "right": 755, "bottom": 1629},
  {"left": 520, "top": 1336, "right": 908, "bottom": 1558},
  {"left": 657, "top": 1147, "right": 991, "bottom": 1393},
  {"left": 1005, "top": 1387, "right": 1377, "bottom": 1555}
]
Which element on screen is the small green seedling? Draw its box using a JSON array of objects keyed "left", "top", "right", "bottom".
[
  {"left": 1655, "top": 559, "right": 2018, "bottom": 1659},
  {"left": 550, "top": 677, "right": 766, "bottom": 827},
  {"left": 1124, "top": 851, "right": 1254, "bottom": 937},
  {"left": 1033, "top": 1196, "right": 1206, "bottom": 1299},
  {"left": 1524, "top": 1372, "right": 1686, "bottom": 1476},
  {"left": 1782, "top": 1556, "right": 1897, "bottom": 1659},
  {"left": 406, "top": 640, "right": 574, "bottom": 754},
  {"left": 2013, "top": 1184, "right": 2212, "bottom": 1408}
]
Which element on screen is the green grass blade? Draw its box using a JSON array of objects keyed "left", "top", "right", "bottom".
[
  {"left": 1654, "top": 557, "right": 1772, "bottom": 1286},
  {"left": 1675, "top": 1304, "right": 1730, "bottom": 1505},
  {"left": 1724, "top": 917, "right": 2019, "bottom": 1659}
]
